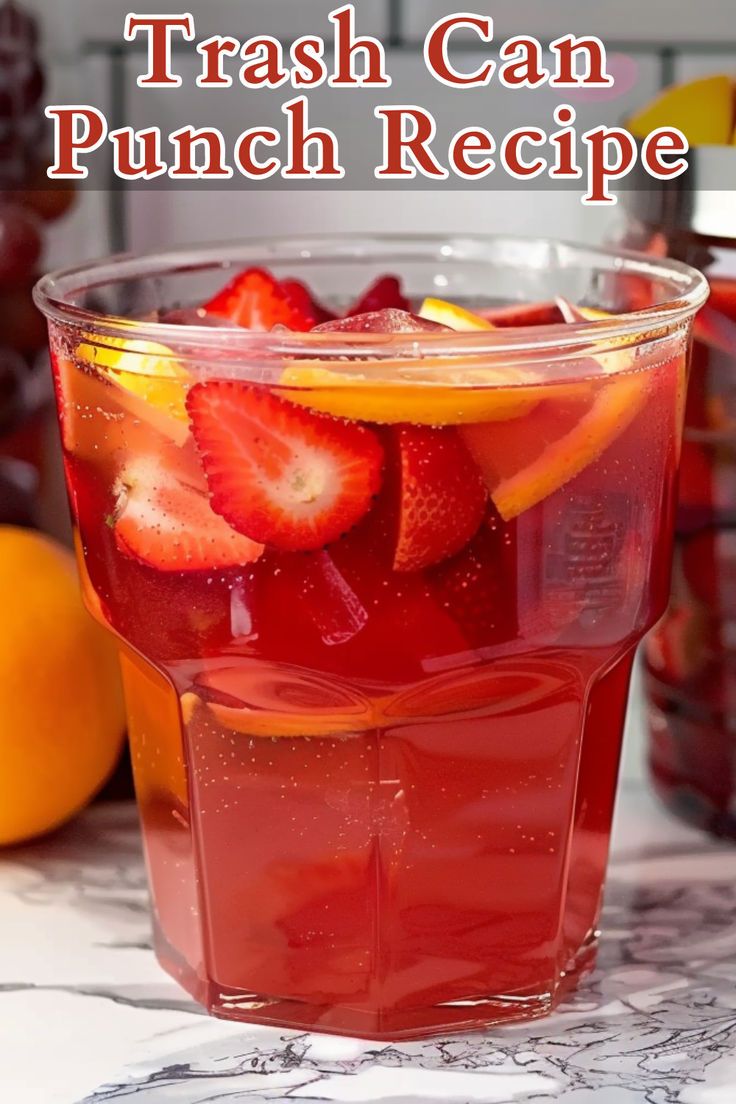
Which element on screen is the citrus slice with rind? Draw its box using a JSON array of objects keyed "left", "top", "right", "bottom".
[
  {"left": 278, "top": 361, "right": 542, "bottom": 425},
  {"left": 418, "top": 297, "right": 494, "bottom": 332},
  {"left": 182, "top": 695, "right": 378, "bottom": 738},
  {"left": 181, "top": 685, "right": 380, "bottom": 739},
  {"left": 461, "top": 372, "right": 647, "bottom": 520},
  {"left": 460, "top": 307, "right": 650, "bottom": 519}
]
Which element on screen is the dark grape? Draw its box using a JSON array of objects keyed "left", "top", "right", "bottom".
[
  {"left": 0, "top": 1, "right": 38, "bottom": 48},
  {"left": 0, "top": 458, "right": 37, "bottom": 526},
  {"left": 0, "top": 285, "right": 47, "bottom": 354},
  {"left": 0, "top": 202, "right": 42, "bottom": 287},
  {"left": 0, "top": 344, "right": 24, "bottom": 432},
  {"left": 0, "top": 52, "right": 44, "bottom": 117}
]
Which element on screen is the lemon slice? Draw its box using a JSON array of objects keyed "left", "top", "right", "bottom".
[
  {"left": 418, "top": 297, "right": 495, "bottom": 331},
  {"left": 78, "top": 337, "right": 189, "bottom": 418},
  {"left": 77, "top": 336, "right": 191, "bottom": 445}
]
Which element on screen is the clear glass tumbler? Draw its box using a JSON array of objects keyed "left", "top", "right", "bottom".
[{"left": 34, "top": 236, "right": 706, "bottom": 1039}]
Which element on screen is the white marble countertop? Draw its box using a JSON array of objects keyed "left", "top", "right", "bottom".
[{"left": 2, "top": 782, "right": 736, "bottom": 1104}]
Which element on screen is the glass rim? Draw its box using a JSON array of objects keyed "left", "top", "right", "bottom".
[{"left": 33, "top": 232, "right": 708, "bottom": 362}]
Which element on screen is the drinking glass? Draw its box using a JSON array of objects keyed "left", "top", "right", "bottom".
[{"left": 34, "top": 236, "right": 706, "bottom": 1038}]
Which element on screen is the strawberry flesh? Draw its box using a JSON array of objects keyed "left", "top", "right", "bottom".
[
  {"left": 345, "top": 275, "right": 410, "bottom": 316},
  {"left": 114, "top": 453, "right": 264, "bottom": 571},
  {"left": 391, "top": 425, "right": 487, "bottom": 572},
  {"left": 203, "top": 267, "right": 314, "bottom": 331},
  {"left": 281, "top": 278, "right": 335, "bottom": 325},
  {"left": 187, "top": 382, "right": 384, "bottom": 552}
]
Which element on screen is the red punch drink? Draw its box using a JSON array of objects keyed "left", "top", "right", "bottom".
[{"left": 35, "top": 238, "right": 705, "bottom": 1038}]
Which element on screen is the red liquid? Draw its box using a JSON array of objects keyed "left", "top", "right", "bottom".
[
  {"left": 646, "top": 277, "right": 736, "bottom": 836},
  {"left": 54, "top": 323, "right": 680, "bottom": 1038}
]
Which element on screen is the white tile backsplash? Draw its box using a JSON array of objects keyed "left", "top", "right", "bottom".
[
  {"left": 674, "top": 52, "right": 736, "bottom": 82},
  {"left": 125, "top": 187, "right": 622, "bottom": 251},
  {"left": 26, "top": 0, "right": 390, "bottom": 59},
  {"left": 402, "top": 1, "right": 736, "bottom": 46}
]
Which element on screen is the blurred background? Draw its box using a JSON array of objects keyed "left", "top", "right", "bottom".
[
  {"left": 2, "top": 0, "right": 735, "bottom": 797},
  {"left": 28, "top": 0, "right": 736, "bottom": 260}
]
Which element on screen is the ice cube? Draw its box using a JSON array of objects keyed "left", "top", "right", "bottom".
[{"left": 313, "top": 308, "right": 451, "bottom": 334}]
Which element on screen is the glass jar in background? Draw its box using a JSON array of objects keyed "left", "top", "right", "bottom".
[
  {"left": 624, "top": 157, "right": 736, "bottom": 837},
  {"left": 0, "top": 0, "right": 77, "bottom": 536}
]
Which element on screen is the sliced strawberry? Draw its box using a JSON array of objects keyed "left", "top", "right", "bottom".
[
  {"left": 345, "top": 275, "right": 409, "bottom": 316},
  {"left": 114, "top": 453, "right": 264, "bottom": 570},
  {"left": 390, "top": 425, "right": 487, "bottom": 572},
  {"left": 203, "top": 267, "right": 314, "bottom": 331},
  {"left": 187, "top": 382, "right": 384, "bottom": 551},
  {"left": 281, "top": 277, "right": 335, "bottom": 325}
]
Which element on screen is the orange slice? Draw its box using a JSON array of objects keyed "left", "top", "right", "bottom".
[
  {"left": 278, "top": 361, "right": 541, "bottom": 425},
  {"left": 627, "top": 74, "right": 735, "bottom": 146},
  {"left": 181, "top": 663, "right": 381, "bottom": 738},
  {"left": 182, "top": 694, "right": 379, "bottom": 738},
  {"left": 459, "top": 307, "right": 649, "bottom": 519},
  {"left": 461, "top": 373, "right": 646, "bottom": 520},
  {"left": 418, "top": 297, "right": 494, "bottom": 331}
]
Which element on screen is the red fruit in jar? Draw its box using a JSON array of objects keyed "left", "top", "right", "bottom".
[
  {"left": 646, "top": 603, "right": 712, "bottom": 683},
  {"left": 692, "top": 305, "right": 736, "bottom": 356},
  {"left": 708, "top": 278, "right": 736, "bottom": 322},
  {"left": 313, "top": 308, "right": 449, "bottom": 334},
  {"left": 187, "top": 382, "right": 384, "bottom": 551},
  {"left": 281, "top": 278, "right": 334, "bottom": 324},
  {"left": 678, "top": 440, "right": 712, "bottom": 512},
  {"left": 203, "top": 267, "right": 314, "bottom": 331},
  {"left": 390, "top": 425, "right": 487, "bottom": 572},
  {"left": 345, "top": 275, "right": 409, "bottom": 316},
  {"left": 114, "top": 453, "right": 264, "bottom": 571},
  {"left": 679, "top": 530, "right": 736, "bottom": 612}
]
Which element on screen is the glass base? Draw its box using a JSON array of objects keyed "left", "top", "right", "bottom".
[{"left": 154, "top": 926, "right": 598, "bottom": 1040}]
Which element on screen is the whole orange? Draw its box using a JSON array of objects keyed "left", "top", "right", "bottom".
[{"left": 0, "top": 527, "right": 126, "bottom": 845}]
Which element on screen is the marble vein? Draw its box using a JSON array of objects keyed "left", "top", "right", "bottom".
[{"left": 1, "top": 786, "right": 736, "bottom": 1104}]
